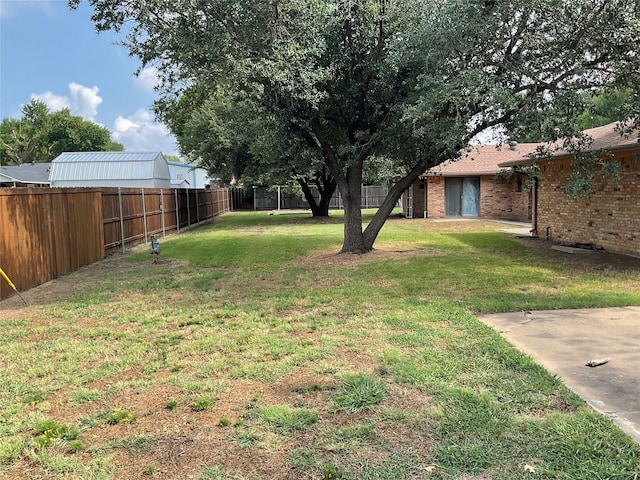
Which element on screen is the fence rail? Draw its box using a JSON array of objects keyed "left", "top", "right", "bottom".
[
  {"left": 252, "top": 184, "right": 395, "bottom": 210},
  {"left": 0, "top": 186, "right": 231, "bottom": 300},
  {"left": 102, "top": 187, "right": 231, "bottom": 254}
]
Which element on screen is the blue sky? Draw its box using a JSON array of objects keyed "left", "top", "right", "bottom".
[{"left": 0, "top": 0, "right": 179, "bottom": 156}]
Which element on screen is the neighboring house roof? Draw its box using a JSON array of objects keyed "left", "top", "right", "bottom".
[
  {"left": 167, "top": 161, "right": 213, "bottom": 189},
  {"left": 167, "top": 161, "right": 197, "bottom": 168},
  {"left": 0, "top": 163, "right": 51, "bottom": 185},
  {"left": 499, "top": 121, "right": 640, "bottom": 168},
  {"left": 171, "top": 179, "right": 192, "bottom": 188},
  {"left": 423, "top": 143, "right": 543, "bottom": 177},
  {"left": 50, "top": 152, "right": 171, "bottom": 184}
]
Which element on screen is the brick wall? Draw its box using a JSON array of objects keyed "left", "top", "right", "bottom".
[
  {"left": 421, "top": 174, "right": 530, "bottom": 221},
  {"left": 536, "top": 151, "right": 640, "bottom": 256},
  {"left": 480, "top": 174, "right": 530, "bottom": 220},
  {"left": 425, "top": 177, "right": 445, "bottom": 217}
]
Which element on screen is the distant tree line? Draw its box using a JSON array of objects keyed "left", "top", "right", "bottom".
[{"left": 0, "top": 99, "right": 123, "bottom": 166}]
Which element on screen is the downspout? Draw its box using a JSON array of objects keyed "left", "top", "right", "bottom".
[
  {"left": 531, "top": 177, "right": 538, "bottom": 237},
  {"left": 423, "top": 178, "right": 427, "bottom": 218}
]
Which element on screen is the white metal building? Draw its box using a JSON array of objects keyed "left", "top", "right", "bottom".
[
  {"left": 49, "top": 152, "right": 171, "bottom": 188},
  {"left": 168, "top": 161, "right": 211, "bottom": 189}
]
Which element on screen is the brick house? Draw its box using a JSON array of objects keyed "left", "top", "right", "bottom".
[
  {"left": 405, "top": 143, "right": 541, "bottom": 220},
  {"left": 499, "top": 122, "right": 640, "bottom": 257}
]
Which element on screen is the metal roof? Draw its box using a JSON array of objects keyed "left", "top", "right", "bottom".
[
  {"left": 0, "top": 163, "right": 51, "bottom": 184},
  {"left": 50, "top": 152, "right": 171, "bottom": 183}
]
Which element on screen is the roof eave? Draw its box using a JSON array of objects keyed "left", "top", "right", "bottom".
[
  {"left": 499, "top": 142, "right": 640, "bottom": 168},
  {"left": 422, "top": 169, "right": 501, "bottom": 178}
]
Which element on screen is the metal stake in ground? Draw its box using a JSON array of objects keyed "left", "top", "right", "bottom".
[
  {"left": 150, "top": 234, "right": 160, "bottom": 263},
  {"left": 0, "top": 267, "right": 28, "bottom": 306}
]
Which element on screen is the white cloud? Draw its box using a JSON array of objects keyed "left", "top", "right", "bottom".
[
  {"left": 31, "top": 91, "right": 70, "bottom": 112},
  {"left": 112, "top": 109, "right": 178, "bottom": 155},
  {"left": 29, "top": 82, "right": 178, "bottom": 155},
  {"left": 31, "top": 82, "right": 102, "bottom": 121},
  {"left": 134, "top": 66, "right": 161, "bottom": 92},
  {"left": 68, "top": 83, "right": 102, "bottom": 121}
]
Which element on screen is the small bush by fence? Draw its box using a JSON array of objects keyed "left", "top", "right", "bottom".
[{"left": 0, "top": 186, "right": 231, "bottom": 300}]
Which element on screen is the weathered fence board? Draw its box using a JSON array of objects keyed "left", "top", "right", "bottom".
[
  {"left": 0, "top": 188, "right": 104, "bottom": 300},
  {"left": 1, "top": 187, "right": 232, "bottom": 300}
]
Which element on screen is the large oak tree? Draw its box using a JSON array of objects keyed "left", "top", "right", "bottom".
[{"left": 71, "top": 0, "right": 640, "bottom": 252}]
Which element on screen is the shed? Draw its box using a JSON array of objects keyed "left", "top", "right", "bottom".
[
  {"left": 168, "top": 161, "right": 211, "bottom": 189},
  {"left": 406, "top": 143, "right": 541, "bottom": 220},
  {"left": 0, "top": 162, "right": 51, "bottom": 187},
  {"left": 499, "top": 121, "right": 640, "bottom": 256},
  {"left": 49, "top": 152, "right": 171, "bottom": 188}
]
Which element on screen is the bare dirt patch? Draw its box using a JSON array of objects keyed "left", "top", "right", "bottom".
[
  {"left": 512, "top": 236, "right": 640, "bottom": 272},
  {"left": 0, "top": 257, "right": 185, "bottom": 314}
]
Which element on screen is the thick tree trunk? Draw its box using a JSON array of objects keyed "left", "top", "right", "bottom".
[
  {"left": 340, "top": 166, "right": 368, "bottom": 253},
  {"left": 341, "top": 193, "right": 367, "bottom": 253},
  {"left": 297, "top": 176, "right": 336, "bottom": 217},
  {"left": 317, "top": 177, "right": 336, "bottom": 216},
  {"left": 362, "top": 162, "right": 427, "bottom": 250},
  {"left": 298, "top": 178, "right": 323, "bottom": 216}
]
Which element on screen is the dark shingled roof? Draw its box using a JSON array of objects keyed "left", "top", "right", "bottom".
[
  {"left": 0, "top": 163, "right": 51, "bottom": 184},
  {"left": 423, "top": 143, "right": 543, "bottom": 177}
]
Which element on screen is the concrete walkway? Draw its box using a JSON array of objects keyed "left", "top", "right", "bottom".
[{"left": 478, "top": 307, "right": 640, "bottom": 443}]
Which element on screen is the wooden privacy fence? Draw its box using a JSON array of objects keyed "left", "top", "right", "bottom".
[
  {"left": 0, "top": 188, "right": 104, "bottom": 301},
  {"left": 102, "top": 187, "right": 231, "bottom": 254},
  {"left": 0, "top": 187, "right": 231, "bottom": 300}
]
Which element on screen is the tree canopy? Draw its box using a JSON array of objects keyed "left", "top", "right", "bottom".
[
  {"left": 0, "top": 100, "right": 123, "bottom": 165},
  {"left": 156, "top": 84, "right": 337, "bottom": 215},
  {"left": 509, "top": 87, "right": 637, "bottom": 143},
  {"left": 71, "top": 0, "right": 640, "bottom": 252}
]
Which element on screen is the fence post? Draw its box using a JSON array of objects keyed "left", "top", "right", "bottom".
[
  {"left": 196, "top": 189, "right": 200, "bottom": 224},
  {"left": 160, "top": 189, "right": 166, "bottom": 238},
  {"left": 211, "top": 187, "right": 215, "bottom": 217},
  {"left": 118, "top": 187, "right": 125, "bottom": 254},
  {"left": 186, "top": 189, "right": 191, "bottom": 226},
  {"left": 175, "top": 189, "right": 180, "bottom": 232},
  {"left": 277, "top": 185, "right": 281, "bottom": 211},
  {"left": 141, "top": 188, "right": 148, "bottom": 243}
]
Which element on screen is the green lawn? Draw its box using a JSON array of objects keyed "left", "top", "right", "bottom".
[{"left": 1, "top": 211, "right": 639, "bottom": 479}]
